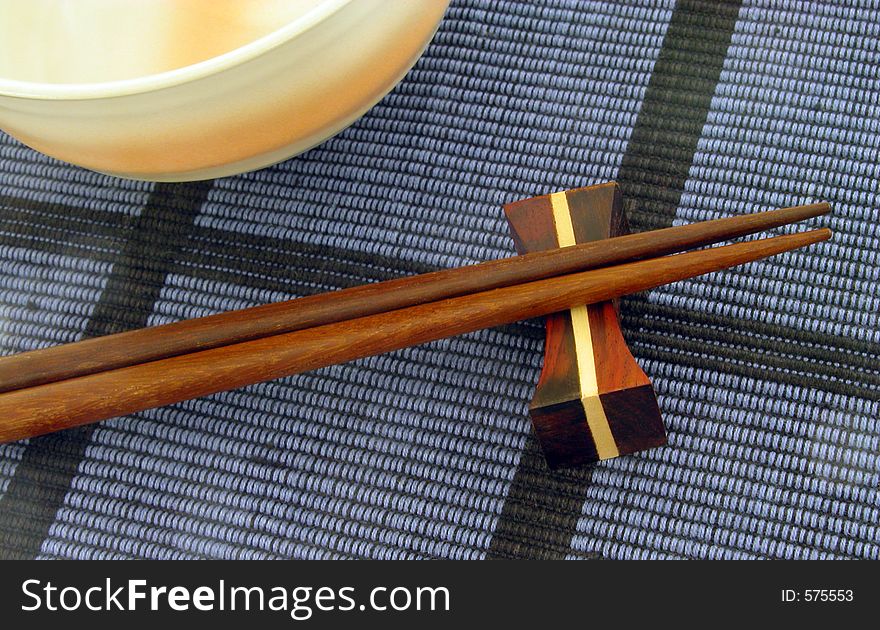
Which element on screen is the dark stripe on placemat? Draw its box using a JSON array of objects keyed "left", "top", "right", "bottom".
[
  {"left": 487, "top": 439, "right": 599, "bottom": 560},
  {"left": 0, "top": 194, "right": 130, "bottom": 264},
  {"left": 621, "top": 295, "right": 880, "bottom": 402},
  {"left": 0, "top": 181, "right": 213, "bottom": 560},
  {"left": 616, "top": 1, "right": 744, "bottom": 230},
  {"left": 183, "top": 224, "right": 442, "bottom": 290},
  {"left": 486, "top": 0, "right": 743, "bottom": 560}
]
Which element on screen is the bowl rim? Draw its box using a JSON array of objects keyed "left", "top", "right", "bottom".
[{"left": 0, "top": 0, "right": 353, "bottom": 101}]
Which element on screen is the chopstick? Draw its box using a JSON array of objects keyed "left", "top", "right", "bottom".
[
  {"left": 0, "top": 202, "right": 829, "bottom": 393},
  {"left": 0, "top": 228, "right": 830, "bottom": 443}
]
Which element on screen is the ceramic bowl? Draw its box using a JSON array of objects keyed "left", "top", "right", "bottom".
[{"left": 0, "top": 0, "right": 449, "bottom": 181}]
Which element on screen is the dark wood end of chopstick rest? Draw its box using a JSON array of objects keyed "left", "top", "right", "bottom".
[{"left": 504, "top": 182, "right": 666, "bottom": 468}]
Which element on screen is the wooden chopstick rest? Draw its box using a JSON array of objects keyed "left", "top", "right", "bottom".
[{"left": 505, "top": 183, "right": 665, "bottom": 468}]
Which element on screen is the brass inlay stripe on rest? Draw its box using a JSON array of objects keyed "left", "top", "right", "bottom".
[{"left": 549, "top": 191, "right": 619, "bottom": 460}]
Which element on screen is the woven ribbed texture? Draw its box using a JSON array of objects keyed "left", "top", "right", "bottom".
[{"left": 0, "top": 0, "right": 877, "bottom": 560}]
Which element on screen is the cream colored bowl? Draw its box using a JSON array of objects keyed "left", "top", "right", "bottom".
[{"left": 0, "top": 0, "right": 449, "bottom": 181}]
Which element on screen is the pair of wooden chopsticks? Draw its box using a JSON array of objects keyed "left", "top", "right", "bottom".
[{"left": 0, "top": 203, "right": 830, "bottom": 443}]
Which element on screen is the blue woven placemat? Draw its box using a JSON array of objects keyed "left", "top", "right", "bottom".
[{"left": 0, "top": 0, "right": 877, "bottom": 559}]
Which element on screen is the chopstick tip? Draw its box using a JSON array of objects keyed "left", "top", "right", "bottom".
[
  {"left": 799, "top": 227, "right": 832, "bottom": 246},
  {"left": 814, "top": 201, "right": 832, "bottom": 215},
  {"left": 793, "top": 201, "right": 831, "bottom": 219}
]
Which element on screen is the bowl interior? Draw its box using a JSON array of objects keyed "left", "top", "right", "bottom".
[{"left": 0, "top": 0, "right": 332, "bottom": 85}]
